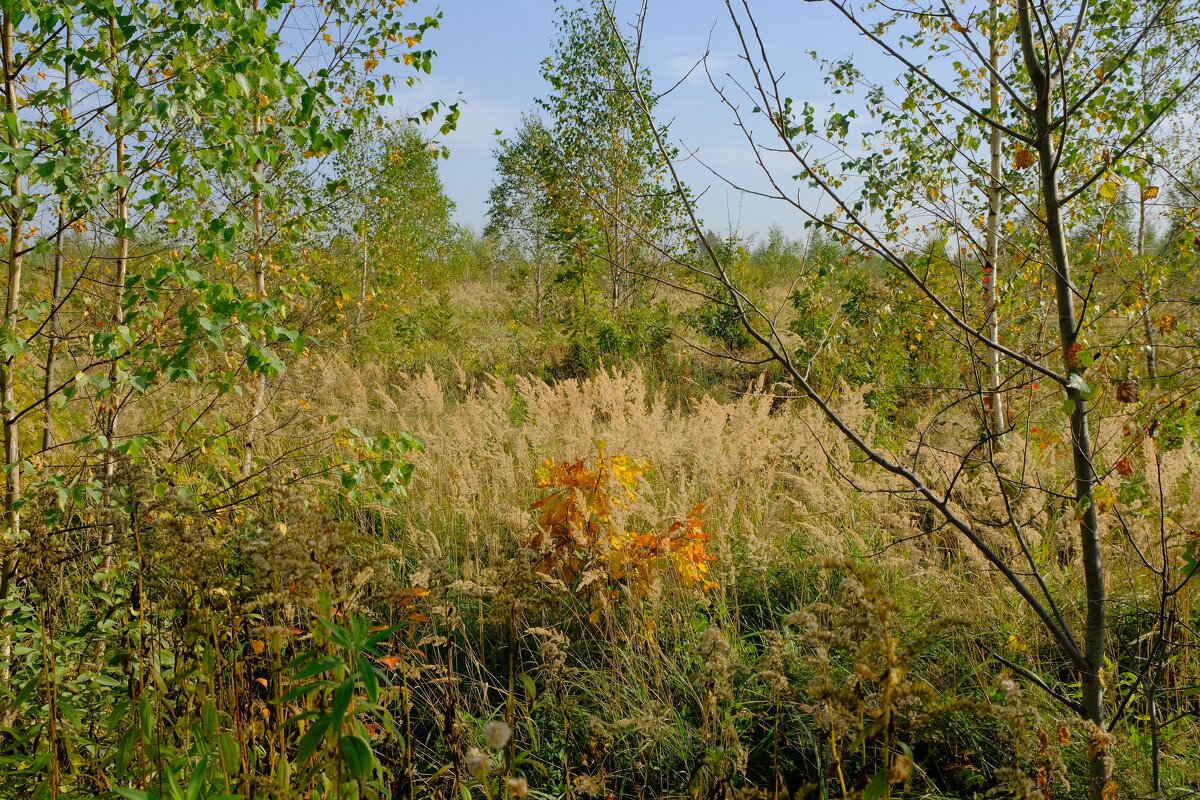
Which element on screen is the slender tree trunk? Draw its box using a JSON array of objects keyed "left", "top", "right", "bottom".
[
  {"left": 535, "top": 257, "right": 544, "bottom": 325},
  {"left": 42, "top": 27, "right": 72, "bottom": 455},
  {"left": 243, "top": 9, "right": 267, "bottom": 480},
  {"left": 1147, "top": 668, "right": 1161, "bottom": 795},
  {"left": 1, "top": 11, "right": 26, "bottom": 683},
  {"left": 37, "top": 27, "right": 71, "bottom": 789},
  {"left": 983, "top": 0, "right": 1005, "bottom": 442},
  {"left": 88, "top": 20, "right": 127, "bottom": 671},
  {"left": 97, "top": 16, "right": 128, "bottom": 596},
  {"left": 103, "top": 133, "right": 128, "bottom": 455},
  {"left": 606, "top": 222, "right": 620, "bottom": 312},
  {"left": 1136, "top": 176, "right": 1157, "bottom": 385},
  {"left": 357, "top": 222, "right": 369, "bottom": 330},
  {"left": 1136, "top": 53, "right": 1158, "bottom": 387},
  {"left": 105, "top": 22, "right": 128, "bottom": 431},
  {"left": 1018, "top": 5, "right": 1109, "bottom": 797}
]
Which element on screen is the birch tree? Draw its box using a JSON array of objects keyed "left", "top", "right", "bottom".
[{"left": 607, "top": 1, "right": 1200, "bottom": 795}]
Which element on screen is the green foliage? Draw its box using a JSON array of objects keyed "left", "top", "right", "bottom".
[
  {"left": 3, "top": 1, "right": 1200, "bottom": 798},
  {"left": 688, "top": 298, "right": 755, "bottom": 353},
  {"left": 487, "top": 1, "right": 693, "bottom": 373},
  {"left": 325, "top": 122, "right": 457, "bottom": 360},
  {"left": 0, "top": 0, "right": 448, "bottom": 795}
]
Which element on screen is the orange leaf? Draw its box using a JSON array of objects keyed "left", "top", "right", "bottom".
[{"left": 1066, "top": 341, "right": 1083, "bottom": 367}]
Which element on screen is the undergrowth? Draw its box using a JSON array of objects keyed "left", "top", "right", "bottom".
[{"left": 4, "top": 366, "right": 1193, "bottom": 798}]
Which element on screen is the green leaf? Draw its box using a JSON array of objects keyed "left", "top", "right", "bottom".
[
  {"left": 185, "top": 755, "right": 208, "bottom": 800},
  {"left": 162, "top": 763, "right": 186, "bottom": 800},
  {"left": 339, "top": 735, "right": 374, "bottom": 781},
  {"left": 1067, "top": 373, "right": 1092, "bottom": 399},
  {"left": 317, "top": 618, "right": 353, "bottom": 649},
  {"left": 118, "top": 437, "right": 148, "bottom": 460},
  {"left": 2, "top": 338, "right": 24, "bottom": 359},
  {"left": 294, "top": 714, "right": 331, "bottom": 765},
  {"left": 201, "top": 699, "right": 217, "bottom": 738},
  {"left": 331, "top": 677, "right": 354, "bottom": 732},
  {"left": 292, "top": 654, "right": 345, "bottom": 681},
  {"left": 277, "top": 680, "right": 332, "bottom": 706},
  {"left": 1184, "top": 539, "right": 1199, "bottom": 579},
  {"left": 114, "top": 790, "right": 152, "bottom": 800},
  {"left": 358, "top": 653, "right": 379, "bottom": 704},
  {"left": 864, "top": 769, "right": 888, "bottom": 800},
  {"left": 3, "top": 111, "right": 20, "bottom": 141},
  {"left": 218, "top": 732, "right": 241, "bottom": 778},
  {"left": 139, "top": 693, "right": 153, "bottom": 742},
  {"left": 115, "top": 726, "right": 138, "bottom": 777},
  {"left": 365, "top": 623, "right": 403, "bottom": 649},
  {"left": 518, "top": 672, "right": 537, "bottom": 703}
]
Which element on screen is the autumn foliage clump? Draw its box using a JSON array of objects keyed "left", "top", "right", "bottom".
[{"left": 529, "top": 444, "right": 716, "bottom": 607}]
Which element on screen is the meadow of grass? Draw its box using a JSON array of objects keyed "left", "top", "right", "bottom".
[
  {"left": 271, "top": 345, "right": 1197, "bottom": 798},
  {"left": 6, "top": 254, "right": 1198, "bottom": 800}
]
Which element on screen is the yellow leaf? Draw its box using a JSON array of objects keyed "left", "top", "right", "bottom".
[
  {"left": 250, "top": 639, "right": 265, "bottom": 655},
  {"left": 1098, "top": 178, "right": 1122, "bottom": 202},
  {"left": 1142, "top": 185, "right": 1159, "bottom": 201},
  {"left": 1013, "top": 147, "right": 1036, "bottom": 170}
]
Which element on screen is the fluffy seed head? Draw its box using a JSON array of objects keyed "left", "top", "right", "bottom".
[
  {"left": 465, "top": 747, "right": 488, "bottom": 779},
  {"left": 484, "top": 720, "right": 512, "bottom": 749}
]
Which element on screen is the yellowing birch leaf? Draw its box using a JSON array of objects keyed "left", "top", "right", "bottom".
[{"left": 1098, "top": 178, "right": 1122, "bottom": 202}]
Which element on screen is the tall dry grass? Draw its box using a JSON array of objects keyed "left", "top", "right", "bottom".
[
  {"left": 295, "top": 353, "right": 1198, "bottom": 665},
  {"left": 155, "top": 354, "right": 1195, "bottom": 795},
  {"left": 307, "top": 360, "right": 903, "bottom": 568}
]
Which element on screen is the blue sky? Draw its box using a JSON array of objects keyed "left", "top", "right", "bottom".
[{"left": 400, "top": 1, "right": 886, "bottom": 240}]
